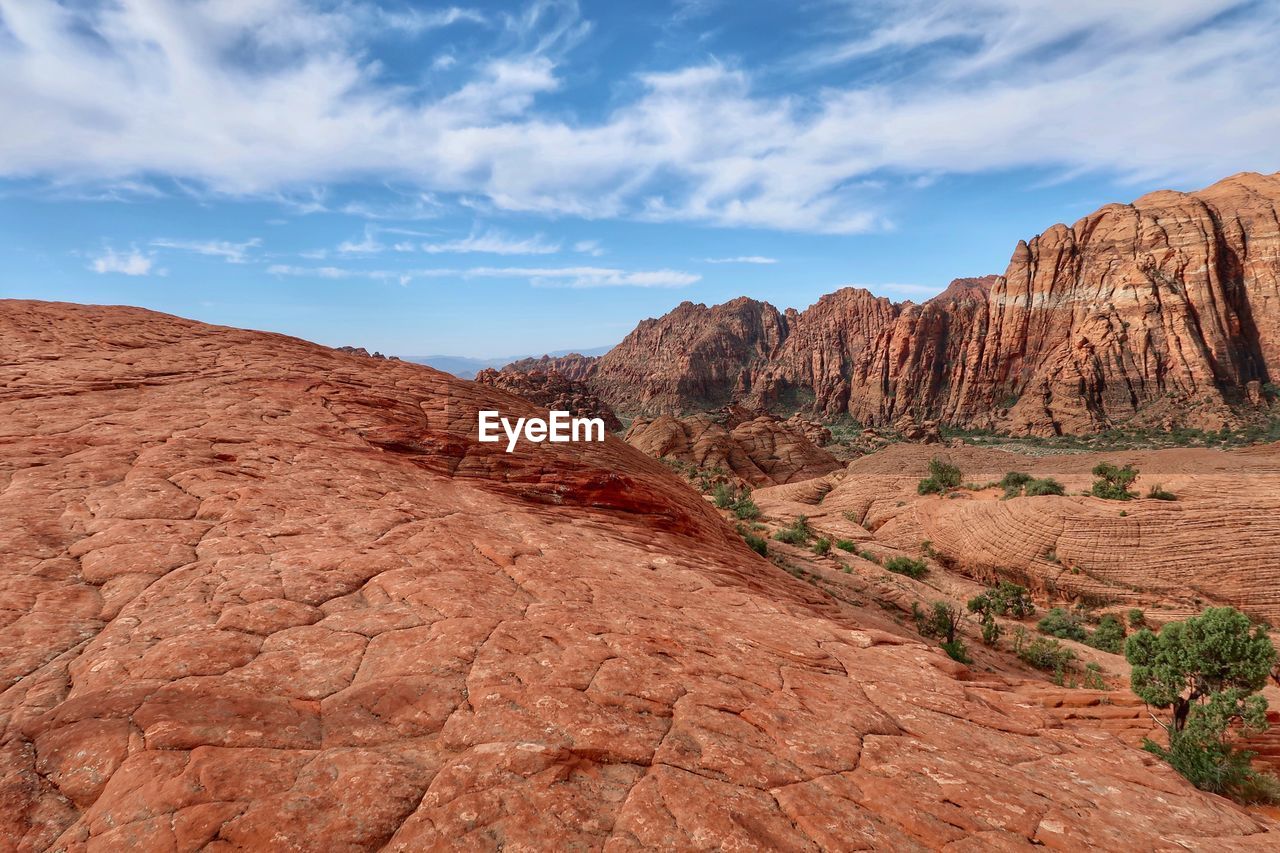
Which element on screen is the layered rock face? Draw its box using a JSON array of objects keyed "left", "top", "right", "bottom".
[
  {"left": 473, "top": 367, "right": 622, "bottom": 431},
  {"left": 623, "top": 412, "right": 842, "bottom": 486},
  {"left": 575, "top": 172, "right": 1280, "bottom": 436},
  {"left": 5, "top": 300, "right": 1276, "bottom": 849},
  {"left": 501, "top": 353, "right": 598, "bottom": 383}
]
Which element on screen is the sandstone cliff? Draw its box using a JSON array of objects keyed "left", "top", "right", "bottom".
[
  {"left": 473, "top": 367, "right": 622, "bottom": 431},
  {"left": 4, "top": 300, "right": 1275, "bottom": 848},
  {"left": 568, "top": 172, "right": 1280, "bottom": 436}
]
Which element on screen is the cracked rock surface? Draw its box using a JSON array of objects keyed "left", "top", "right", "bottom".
[{"left": 1, "top": 300, "right": 1277, "bottom": 850}]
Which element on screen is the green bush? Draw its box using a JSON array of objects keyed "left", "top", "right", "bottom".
[
  {"left": 1083, "top": 662, "right": 1108, "bottom": 690},
  {"left": 968, "top": 581, "right": 1036, "bottom": 620},
  {"left": 918, "top": 457, "right": 962, "bottom": 495},
  {"left": 999, "top": 471, "right": 1033, "bottom": 498},
  {"left": 1038, "top": 607, "right": 1088, "bottom": 642},
  {"left": 1146, "top": 484, "right": 1176, "bottom": 501},
  {"left": 1128, "top": 608, "right": 1146, "bottom": 628},
  {"left": 713, "top": 482, "right": 737, "bottom": 508},
  {"left": 1024, "top": 477, "right": 1066, "bottom": 497},
  {"left": 980, "top": 613, "right": 1001, "bottom": 646},
  {"left": 742, "top": 531, "right": 768, "bottom": 556},
  {"left": 1091, "top": 461, "right": 1138, "bottom": 500},
  {"left": 1126, "top": 606, "right": 1279, "bottom": 802},
  {"left": 1018, "top": 635, "right": 1076, "bottom": 671},
  {"left": 835, "top": 539, "right": 857, "bottom": 552},
  {"left": 812, "top": 537, "right": 831, "bottom": 556},
  {"left": 1086, "top": 614, "right": 1126, "bottom": 654},
  {"left": 885, "top": 556, "right": 927, "bottom": 579},
  {"left": 773, "top": 515, "right": 814, "bottom": 545},
  {"left": 941, "top": 639, "right": 972, "bottom": 664}
]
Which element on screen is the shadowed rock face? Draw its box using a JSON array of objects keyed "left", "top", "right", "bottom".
[
  {"left": 472, "top": 367, "right": 622, "bottom": 431},
  {"left": 572, "top": 172, "right": 1280, "bottom": 436},
  {"left": 624, "top": 412, "right": 842, "bottom": 486},
  {"left": 3, "top": 300, "right": 1278, "bottom": 850}
]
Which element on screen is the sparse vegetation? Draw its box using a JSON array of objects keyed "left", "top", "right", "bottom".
[
  {"left": 1024, "top": 477, "right": 1066, "bottom": 496},
  {"left": 712, "top": 482, "right": 736, "bottom": 508},
  {"left": 812, "top": 537, "right": 831, "bottom": 556},
  {"left": 773, "top": 515, "right": 814, "bottom": 545},
  {"left": 1018, "top": 634, "right": 1076, "bottom": 672},
  {"left": 1146, "top": 484, "right": 1177, "bottom": 501},
  {"left": 1083, "top": 662, "right": 1109, "bottom": 691},
  {"left": 999, "top": 471, "right": 1032, "bottom": 497},
  {"left": 968, "top": 581, "right": 1036, "bottom": 620},
  {"left": 1128, "top": 608, "right": 1146, "bottom": 628},
  {"left": 917, "top": 457, "right": 962, "bottom": 495},
  {"left": 1037, "top": 607, "right": 1088, "bottom": 642},
  {"left": 1126, "top": 607, "right": 1279, "bottom": 803},
  {"left": 741, "top": 530, "right": 768, "bottom": 556},
  {"left": 835, "top": 539, "right": 857, "bottom": 552},
  {"left": 884, "top": 555, "right": 927, "bottom": 579},
  {"left": 913, "top": 601, "right": 972, "bottom": 663},
  {"left": 1085, "top": 614, "right": 1126, "bottom": 654},
  {"left": 1090, "top": 462, "right": 1139, "bottom": 500}
]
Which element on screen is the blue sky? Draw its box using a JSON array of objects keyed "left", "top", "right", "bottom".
[{"left": 2, "top": 1, "right": 1279, "bottom": 358}]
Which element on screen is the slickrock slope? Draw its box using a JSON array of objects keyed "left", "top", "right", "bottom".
[
  {"left": 579, "top": 172, "right": 1280, "bottom": 435},
  {"left": 624, "top": 412, "right": 842, "bottom": 486},
  {"left": 753, "top": 443, "right": 1280, "bottom": 626},
  {"left": 473, "top": 367, "right": 622, "bottom": 431},
  {"left": 3, "top": 300, "right": 1278, "bottom": 850}
]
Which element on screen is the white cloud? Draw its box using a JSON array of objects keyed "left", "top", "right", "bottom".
[
  {"left": 266, "top": 262, "right": 698, "bottom": 288},
  {"left": 574, "top": 239, "right": 605, "bottom": 256},
  {"left": 421, "top": 229, "right": 560, "bottom": 255},
  {"left": 2, "top": 1, "right": 1278, "bottom": 233},
  {"left": 151, "top": 237, "right": 262, "bottom": 263},
  {"left": 467, "top": 266, "right": 699, "bottom": 288},
  {"left": 337, "top": 227, "right": 383, "bottom": 255},
  {"left": 89, "top": 247, "right": 155, "bottom": 276},
  {"left": 704, "top": 255, "right": 777, "bottom": 264}
]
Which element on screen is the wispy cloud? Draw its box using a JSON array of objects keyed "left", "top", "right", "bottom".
[
  {"left": 88, "top": 247, "right": 156, "bottom": 276},
  {"left": 266, "top": 262, "right": 698, "bottom": 288},
  {"left": 574, "top": 239, "right": 605, "bottom": 257},
  {"left": 704, "top": 255, "right": 777, "bottom": 264},
  {"left": 2, "top": 1, "right": 1278, "bottom": 233},
  {"left": 151, "top": 237, "right": 262, "bottom": 263},
  {"left": 421, "top": 229, "right": 560, "bottom": 255}
]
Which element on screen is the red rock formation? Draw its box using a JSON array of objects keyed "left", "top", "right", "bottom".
[
  {"left": 4, "top": 300, "right": 1279, "bottom": 849},
  {"left": 623, "top": 412, "right": 842, "bottom": 486},
  {"left": 585, "top": 172, "right": 1280, "bottom": 436},
  {"left": 473, "top": 367, "right": 621, "bottom": 431},
  {"left": 501, "top": 352, "right": 598, "bottom": 383}
]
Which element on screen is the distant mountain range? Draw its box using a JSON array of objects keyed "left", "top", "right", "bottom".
[{"left": 406, "top": 345, "right": 613, "bottom": 379}]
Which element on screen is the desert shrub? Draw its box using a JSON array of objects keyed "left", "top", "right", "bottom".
[
  {"left": 941, "top": 639, "right": 972, "bottom": 664},
  {"left": 1090, "top": 462, "right": 1138, "bottom": 500},
  {"left": 918, "top": 457, "right": 962, "bottom": 495},
  {"left": 1127, "top": 607, "right": 1279, "bottom": 802},
  {"left": 1084, "top": 662, "right": 1108, "bottom": 690},
  {"left": 712, "top": 482, "right": 736, "bottom": 508},
  {"left": 1024, "top": 477, "right": 1066, "bottom": 497},
  {"left": 835, "top": 539, "right": 857, "bottom": 552},
  {"left": 1038, "top": 607, "right": 1088, "bottom": 642},
  {"left": 885, "top": 556, "right": 927, "bottom": 580},
  {"left": 812, "top": 537, "right": 831, "bottom": 556},
  {"left": 1146, "top": 484, "right": 1177, "bottom": 501},
  {"left": 914, "top": 601, "right": 962, "bottom": 641},
  {"left": 1128, "top": 608, "right": 1146, "bottom": 628},
  {"left": 999, "top": 471, "right": 1033, "bottom": 498},
  {"left": 979, "top": 614, "right": 1002, "bottom": 646},
  {"left": 970, "top": 581, "right": 1036, "bottom": 620},
  {"left": 732, "top": 494, "right": 761, "bottom": 520},
  {"left": 1086, "top": 614, "right": 1126, "bottom": 654},
  {"left": 741, "top": 530, "right": 768, "bottom": 556},
  {"left": 773, "top": 516, "right": 814, "bottom": 545},
  {"left": 1019, "top": 635, "right": 1076, "bottom": 671}
]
